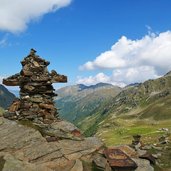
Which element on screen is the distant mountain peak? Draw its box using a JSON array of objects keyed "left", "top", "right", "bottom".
[
  {"left": 95, "top": 82, "right": 113, "bottom": 87},
  {"left": 55, "top": 82, "right": 122, "bottom": 123},
  {"left": 164, "top": 70, "right": 171, "bottom": 77},
  {"left": 77, "top": 84, "right": 88, "bottom": 91},
  {"left": 125, "top": 83, "right": 140, "bottom": 89},
  {"left": 77, "top": 82, "right": 115, "bottom": 91}
]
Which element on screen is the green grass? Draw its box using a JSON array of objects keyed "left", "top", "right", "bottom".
[
  {"left": 157, "top": 143, "right": 171, "bottom": 169},
  {"left": 97, "top": 127, "right": 171, "bottom": 170},
  {"left": 0, "top": 107, "right": 4, "bottom": 116},
  {"left": 96, "top": 118, "right": 171, "bottom": 146}
]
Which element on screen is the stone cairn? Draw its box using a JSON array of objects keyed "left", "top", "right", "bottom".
[{"left": 3, "top": 49, "right": 67, "bottom": 124}]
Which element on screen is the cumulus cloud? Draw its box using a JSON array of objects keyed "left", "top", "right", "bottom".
[
  {"left": 77, "top": 73, "right": 110, "bottom": 85},
  {"left": 77, "top": 66, "right": 160, "bottom": 87},
  {"left": 79, "top": 31, "right": 171, "bottom": 86},
  {"left": 112, "top": 66, "right": 159, "bottom": 85},
  {"left": 80, "top": 31, "right": 171, "bottom": 72},
  {"left": 76, "top": 73, "right": 126, "bottom": 87},
  {"left": 0, "top": 0, "right": 72, "bottom": 33}
]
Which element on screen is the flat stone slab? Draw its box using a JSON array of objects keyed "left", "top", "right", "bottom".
[
  {"left": 104, "top": 148, "right": 137, "bottom": 170},
  {"left": 0, "top": 117, "right": 103, "bottom": 170}
]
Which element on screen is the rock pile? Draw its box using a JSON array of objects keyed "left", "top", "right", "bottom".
[
  {"left": 3, "top": 49, "right": 67, "bottom": 124},
  {"left": 131, "top": 134, "right": 142, "bottom": 150}
]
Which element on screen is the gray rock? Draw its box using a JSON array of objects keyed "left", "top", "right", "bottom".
[
  {"left": 93, "top": 155, "right": 107, "bottom": 170},
  {"left": 3, "top": 112, "right": 16, "bottom": 119},
  {"left": 51, "top": 120, "right": 79, "bottom": 133},
  {"left": 93, "top": 154, "right": 111, "bottom": 170},
  {"left": 58, "top": 137, "right": 103, "bottom": 156},
  {"left": 152, "top": 153, "right": 161, "bottom": 159},
  {"left": 134, "top": 142, "right": 142, "bottom": 150},
  {"left": 47, "top": 160, "right": 76, "bottom": 171},
  {"left": 0, "top": 118, "right": 104, "bottom": 170},
  {"left": 41, "top": 123, "right": 83, "bottom": 141},
  {"left": 137, "top": 149, "right": 147, "bottom": 156},
  {"left": 1, "top": 153, "right": 52, "bottom": 171},
  {"left": 70, "top": 159, "right": 83, "bottom": 171},
  {"left": 133, "top": 158, "right": 154, "bottom": 171}
]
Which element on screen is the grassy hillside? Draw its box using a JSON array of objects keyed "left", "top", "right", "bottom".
[
  {"left": 55, "top": 73, "right": 171, "bottom": 169},
  {"left": 79, "top": 73, "right": 171, "bottom": 147},
  {"left": 96, "top": 117, "right": 171, "bottom": 146},
  {"left": 55, "top": 83, "right": 122, "bottom": 124}
]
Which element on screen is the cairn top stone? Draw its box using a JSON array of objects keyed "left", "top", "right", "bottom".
[
  {"left": 30, "top": 48, "right": 37, "bottom": 55},
  {"left": 3, "top": 49, "right": 67, "bottom": 124},
  {"left": 3, "top": 49, "right": 67, "bottom": 86}
]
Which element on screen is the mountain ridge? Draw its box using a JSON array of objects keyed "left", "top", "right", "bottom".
[
  {"left": 55, "top": 72, "right": 171, "bottom": 138},
  {"left": 55, "top": 83, "right": 122, "bottom": 123},
  {"left": 0, "top": 84, "right": 16, "bottom": 109}
]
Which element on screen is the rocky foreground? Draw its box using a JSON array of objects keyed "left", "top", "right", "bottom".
[{"left": 0, "top": 116, "right": 155, "bottom": 171}]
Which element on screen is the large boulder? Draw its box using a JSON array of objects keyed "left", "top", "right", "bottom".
[
  {"left": 0, "top": 117, "right": 155, "bottom": 171},
  {"left": 0, "top": 117, "right": 103, "bottom": 171}
]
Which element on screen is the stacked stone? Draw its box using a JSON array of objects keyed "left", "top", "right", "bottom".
[{"left": 3, "top": 49, "right": 67, "bottom": 124}]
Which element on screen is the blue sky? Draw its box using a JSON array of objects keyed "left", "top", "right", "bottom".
[{"left": 0, "top": 0, "right": 171, "bottom": 89}]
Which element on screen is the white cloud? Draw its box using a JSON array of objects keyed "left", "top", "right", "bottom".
[
  {"left": 80, "top": 31, "right": 171, "bottom": 72},
  {"left": 79, "top": 31, "right": 171, "bottom": 86},
  {"left": 0, "top": 0, "right": 72, "bottom": 33},
  {"left": 112, "top": 66, "right": 160, "bottom": 85},
  {"left": 77, "top": 66, "right": 160, "bottom": 87},
  {"left": 0, "top": 76, "right": 4, "bottom": 84},
  {"left": 76, "top": 73, "right": 126, "bottom": 87},
  {"left": 77, "top": 73, "right": 110, "bottom": 86}
]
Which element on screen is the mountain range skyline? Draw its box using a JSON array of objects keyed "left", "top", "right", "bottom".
[{"left": 0, "top": 0, "right": 171, "bottom": 90}]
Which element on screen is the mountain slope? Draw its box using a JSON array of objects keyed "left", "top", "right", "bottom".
[
  {"left": 55, "top": 83, "right": 122, "bottom": 124},
  {"left": 78, "top": 72, "right": 171, "bottom": 146},
  {"left": 0, "top": 84, "right": 16, "bottom": 109},
  {"left": 107, "top": 73, "right": 171, "bottom": 119}
]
